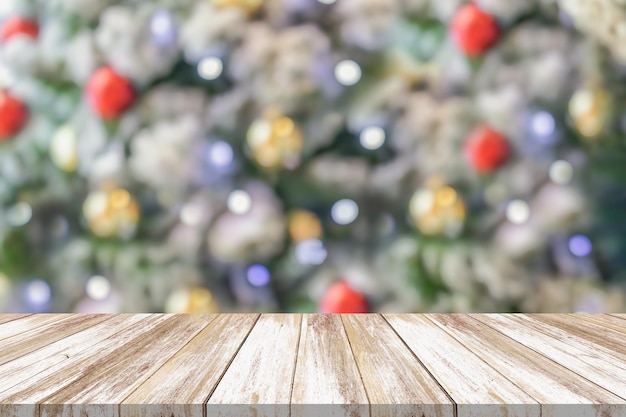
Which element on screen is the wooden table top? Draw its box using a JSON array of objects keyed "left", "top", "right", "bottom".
[{"left": 0, "top": 314, "right": 625, "bottom": 417}]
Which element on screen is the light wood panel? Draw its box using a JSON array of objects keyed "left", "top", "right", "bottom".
[
  {"left": 206, "top": 314, "right": 302, "bottom": 417},
  {"left": 385, "top": 314, "right": 540, "bottom": 417},
  {"left": 342, "top": 314, "right": 454, "bottom": 417},
  {"left": 122, "top": 314, "right": 259, "bottom": 417},
  {"left": 471, "top": 314, "right": 626, "bottom": 400},
  {"left": 428, "top": 314, "right": 626, "bottom": 417},
  {"left": 0, "top": 314, "right": 110, "bottom": 366},
  {"left": 0, "top": 313, "right": 624, "bottom": 417},
  {"left": 291, "top": 314, "right": 369, "bottom": 417}
]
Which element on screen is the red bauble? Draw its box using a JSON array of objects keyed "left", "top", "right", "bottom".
[
  {"left": 451, "top": 3, "right": 499, "bottom": 56},
  {"left": 0, "top": 91, "right": 28, "bottom": 140},
  {"left": 464, "top": 124, "right": 510, "bottom": 174},
  {"left": 86, "top": 66, "right": 135, "bottom": 120},
  {"left": 1, "top": 17, "right": 39, "bottom": 43},
  {"left": 319, "top": 281, "right": 369, "bottom": 314}
]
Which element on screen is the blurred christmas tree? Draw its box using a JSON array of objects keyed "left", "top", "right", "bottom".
[{"left": 0, "top": 0, "right": 625, "bottom": 314}]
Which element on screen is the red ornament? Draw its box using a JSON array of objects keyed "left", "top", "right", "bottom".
[
  {"left": 86, "top": 66, "right": 135, "bottom": 120},
  {"left": 319, "top": 281, "right": 369, "bottom": 314},
  {"left": 451, "top": 3, "right": 499, "bottom": 56},
  {"left": 0, "top": 91, "right": 28, "bottom": 140},
  {"left": 1, "top": 17, "right": 39, "bottom": 43},
  {"left": 464, "top": 124, "right": 510, "bottom": 174}
]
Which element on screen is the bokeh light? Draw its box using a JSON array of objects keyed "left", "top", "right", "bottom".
[
  {"left": 360, "top": 126, "right": 386, "bottom": 150},
  {"left": 227, "top": 190, "right": 252, "bottom": 215},
  {"left": 198, "top": 57, "right": 223, "bottom": 80},
  {"left": 86, "top": 275, "right": 111, "bottom": 301},
  {"left": 331, "top": 199, "right": 359, "bottom": 225},
  {"left": 247, "top": 264, "right": 271, "bottom": 287},
  {"left": 569, "top": 234, "right": 592, "bottom": 257},
  {"left": 334, "top": 60, "right": 362, "bottom": 86}
]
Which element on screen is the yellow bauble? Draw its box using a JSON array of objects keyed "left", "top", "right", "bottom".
[
  {"left": 247, "top": 108, "right": 303, "bottom": 170},
  {"left": 211, "top": 0, "right": 262, "bottom": 15},
  {"left": 288, "top": 210, "right": 323, "bottom": 242},
  {"left": 409, "top": 178, "right": 466, "bottom": 237},
  {"left": 568, "top": 85, "right": 612, "bottom": 140},
  {"left": 82, "top": 187, "right": 140, "bottom": 239},
  {"left": 50, "top": 125, "right": 78, "bottom": 172},
  {"left": 165, "top": 287, "right": 219, "bottom": 313}
]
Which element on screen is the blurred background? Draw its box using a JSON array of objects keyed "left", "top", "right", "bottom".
[{"left": 1, "top": 0, "right": 626, "bottom": 314}]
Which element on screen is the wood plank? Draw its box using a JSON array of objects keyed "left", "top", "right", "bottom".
[
  {"left": 0, "top": 314, "right": 30, "bottom": 325},
  {"left": 121, "top": 314, "right": 259, "bottom": 417},
  {"left": 0, "top": 314, "right": 177, "bottom": 416},
  {"left": 0, "top": 314, "right": 146, "bottom": 396},
  {"left": 608, "top": 313, "right": 626, "bottom": 320},
  {"left": 428, "top": 314, "right": 626, "bottom": 417},
  {"left": 341, "top": 314, "right": 454, "bottom": 417},
  {"left": 525, "top": 313, "right": 626, "bottom": 359},
  {"left": 0, "top": 314, "right": 110, "bottom": 366},
  {"left": 207, "top": 313, "right": 301, "bottom": 417},
  {"left": 385, "top": 314, "right": 539, "bottom": 417},
  {"left": 472, "top": 314, "right": 626, "bottom": 400},
  {"left": 575, "top": 314, "right": 626, "bottom": 334},
  {"left": 0, "top": 314, "right": 68, "bottom": 342},
  {"left": 291, "top": 314, "right": 369, "bottom": 417},
  {"left": 39, "top": 314, "right": 215, "bottom": 417}
]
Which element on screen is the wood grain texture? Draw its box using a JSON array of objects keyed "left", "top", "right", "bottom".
[
  {"left": 0, "top": 314, "right": 172, "bottom": 417},
  {"left": 207, "top": 314, "right": 302, "bottom": 417},
  {"left": 0, "top": 314, "right": 110, "bottom": 367},
  {"left": 342, "top": 314, "right": 454, "bottom": 417},
  {"left": 291, "top": 314, "right": 369, "bottom": 417},
  {"left": 576, "top": 314, "right": 626, "bottom": 334},
  {"left": 428, "top": 314, "right": 626, "bottom": 417},
  {"left": 40, "top": 314, "right": 214, "bottom": 417},
  {"left": 0, "top": 314, "right": 30, "bottom": 325},
  {"left": 0, "top": 314, "right": 145, "bottom": 396},
  {"left": 122, "top": 314, "right": 259, "bottom": 417},
  {"left": 385, "top": 314, "right": 540, "bottom": 417},
  {"left": 0, "top": 313, "right": 626, "bottom": 417},
  {"left": 471, "top": 314, "right": 626, "bottom": 401},
  {"left": 525, "top": 313, "right": 626, "bottom": 359}
]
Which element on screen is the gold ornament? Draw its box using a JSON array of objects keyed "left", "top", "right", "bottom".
[
  {"left": 211, "top": 0, "right": 262, "bottom": 15},
  {"left": 165, "top": 287, "right": 219, "bottom": 313},
  {"left": 247, "top": 108, "right": 303, "bottom": 170},
  {"left": 409, "top": 177, "right": 466, "bottom": 237},
  {"left": 288, "top": 210, "right": 323, "bottom": 242},
  {"left": 82, "top": 187, "right": 140, "bottom": 239},
  {"left": 568, "top": 85, "right": 612, "bottom": 140},
  {"left": 50, "top": 124, "right": 78, "bottom": 172}
]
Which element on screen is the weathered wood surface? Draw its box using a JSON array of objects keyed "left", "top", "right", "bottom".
[{"left": 0, "top": 313, "right": 624, "bottom": 417}]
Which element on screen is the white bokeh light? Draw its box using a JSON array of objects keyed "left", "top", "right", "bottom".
[
  {"left": 180, "top": 203, "right": 203, "bottom": 226},
  {"left": 331, "top": 199, "right": 359, "bottom": 225},
  {"left": 6, "top": 202, "right": 32, "bottom": 227},
  {"left": 506, "top": 200, "right": 530, "bottom": 224},
  {"left": 227, "top": 190, "right": 252, "bottom": 215},
  {"left": 197, "top": 57, "right": 223, "bottom": 80},
  {"left": 549, "top": 160, "right": 574, "bottom": 185},
  {"left": 86, "top": 275, "right": 111, "bottom": 301},
  {"left": 530, "top": 111, "right": 556, "bottom": 139},
  {"left": 208, "top": 141, "right": 234, "bottom": 168},
  {"left": 295, "top": 239, "right": 328, "bottom": 265},
  {"left": 26, "top": 280, "right": 51, "bottom": 306},
  {"left": 360, "top": 126, "right": 385, "bottom": 150},
  {"left": 334, "top": 60, "right": 362, "bottom": 86}
]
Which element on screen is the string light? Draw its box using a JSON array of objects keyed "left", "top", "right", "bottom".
[
  {"left": 198, "top": 57, "right": 223, "bottom": 80},
  {"left": 530, "top": 111, "right": 556, "bottom": 142},
  {"left": 6, "top": 202, "right": 32, "bottom": 227},
  {"left": 360, "top": 126, "right": 385, "bottom": 150},
  {"left": 569, "top": 234, "right": 592, "bottom": 257},
  {"left": 295, "top": 239, "right": 328, "bottom": 265},
  {"left": 506, "top": 200, "right": 530, "bottom": 224},
  {"left": 150, "top": 10, "right": 177, "bottom": 47},
  {"left": 180, "top": 202, "right": 202, "bottom": 226},
  {"left": 549, "top": 160, "right": 573, "bottom": 185},
  {"left": 26, "top": 280, "right": 51, "bottom": 306},
  {"left": 208, "top": 141, "right": 234, "bottom": 168},
  {"left": 331, "top": 199, "right": 359, "bottom": 225},
  {"left": 334, "top": 60, "right": 361, "bottom": 86},
  {"left": 86, "top": 275, "right": 111, "bottom": 301},
  {"left": 246, "top": 264, "right": 270, "bottom": 287},
  {"left": 227, "top": 190, "right": 252, "bottom": 215}
]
